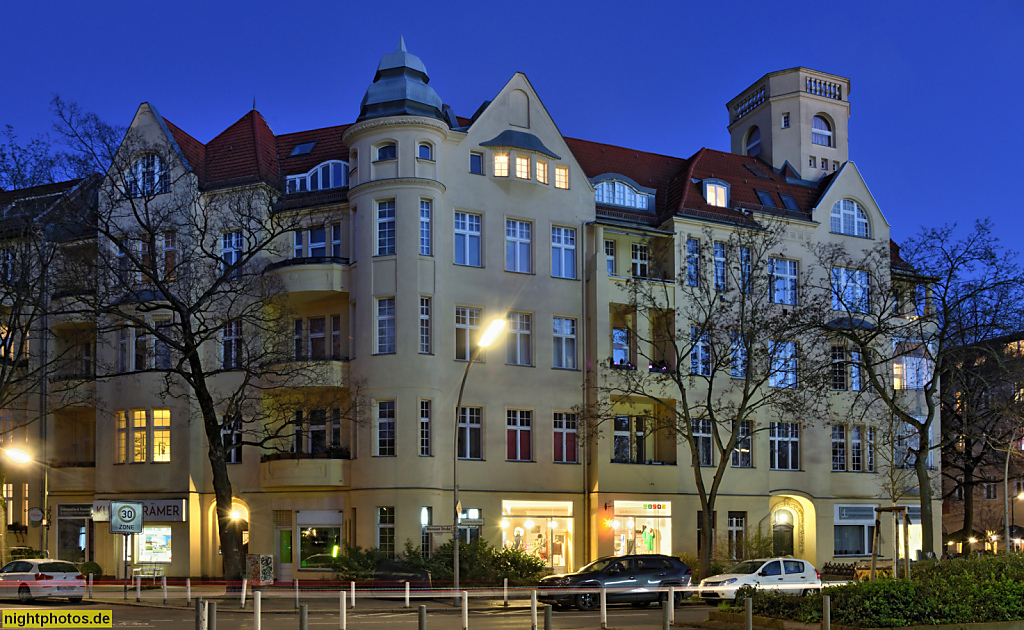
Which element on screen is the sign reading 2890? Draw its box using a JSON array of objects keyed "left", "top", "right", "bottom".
[{"left": 109, "top": 501, "right": 144, "bottom": 534}]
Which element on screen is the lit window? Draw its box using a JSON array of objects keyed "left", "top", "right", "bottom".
[
  {"left": 894, "top": 340, "right": 932, "bottom": 390},
  {"left": 419, "top": 200, "right": 432, "bottom": 256},
  {"left": 536, "top": 160, "right": 548, "bottom": 184},
  {"left": 506, "top": 410, "right": 532, "bottom": 461},
  {"left": 745, "top": 126, "right": 761, "bottom": 157},
  {"left": 418, "top": 143, "right": 433, "bottom": 160},
  {"left": 769, "top": 422, "right": 799, "bottom": 470},
  {"left": 506, "top": 312, "right": 532, "bottom": 366},
  {"left": 494, "top": 153, "right": 509, "bottom": 177},
  {"left": 553, "top": 412, "right": 577, "bottom": 463},
  {"left": 153, "top": 409, "right": 170, "bottom": 462},
  {"left": 830, "top": 199, "right": 870, "bottom": 237},
  {"left": 285, "top": 161, "right": 349, "bottom": 193},
  {"left": 469, "top": 152, "right": 483, "bottom": 175},
  {"left": 705, "top": 182, "right": 728, "bottom": 207},
  {"left": 551, "top": 227, "right": 576, "bottom": 279},
  {"left": 457, "top": 406, "right": 482, "bottom": 459},
  {"left": 376, "top": 144, "right": 397, "bottom": 161},
  {"left": 454, "top": 212, "right": 481, "bottom": 267},
  {"left": 127, "top": 154, "right": 167, "bottom": 197},
  {"left": 769, "top": 341, "right": 798, "bottom": 388},
  {"left": 116, "top": 411, "right": 127, "bottom": 464},
  {"left": 419, "top": 297, "right": 431, "bottom": 354},
  {"left": 768, "top": 258, "right": 798, "bottom": 305},
  {"left": 376, "top": 200, "right": 396, "bottom": 256},
  {"left": 554, "top": 165, "right": 569, "bottom": 189},
  {"left": 515, "top": 155, "right": 530, "bottom": 179},
  {"left": 376, "top": 298, "right": 396, "bottom": 354},
  {"left": 505, "top": 220, "right": 531, "bottom": 273},
  {"left": 553, "top": 317, "right": 576, "bottom": 370},
  {"left": 831, "top": 267, "right": 871, "bottom": 313},
  {"left": 132, "top": 410, "right": 148, "bottom": 463},
  {"left": 812, "top": 116, "right": 833, "bottom": 147},
  {"left": 376, "top": 402, "right": 395, "bottom": 456}
]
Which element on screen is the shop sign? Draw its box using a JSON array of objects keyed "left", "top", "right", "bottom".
[
  {"left": 93, "top": 499, "right": 187, "bottom": 522},
  {"left": 612, "top": 500, "right": 671, "bottom": 517},
  {"left": 58, "top": 504, "right": 94, "bottom": 519}
]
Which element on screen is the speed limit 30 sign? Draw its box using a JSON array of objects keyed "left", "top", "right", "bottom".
[{"left": 109, "top": 501, "right": 144, "bottom": 534}]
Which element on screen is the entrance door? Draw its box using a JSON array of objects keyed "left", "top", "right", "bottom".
[
  {"left": 773, "top": 522, "right": 794, "bottom": 556},
  {"left": 277, "top": 528, "right": 293, "bottom": 583}
]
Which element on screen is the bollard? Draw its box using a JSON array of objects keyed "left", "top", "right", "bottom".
[
  {"left": 745, "top": 596, "right": 753, "bottom": 630},
  {"left": 340, "top": 590, "right": 347, "bottom": 630},
  {"left": 461, "top": 591, "right": 468, "bottom": 630},
  {"left": 209, "top": 601, "right": 217, "bottom": 630},
  {"left": 418, "top": 604, "right": 427, "bottom": 630},
  {"left": 544, "top": 604, "right": 552, "bottom": 630},
  {"left": 294, "top": 578, "right": 300, "bottom": 609},
  {"left": 405, "top": 581, "right": 410, "bottom": 608},
  {"left": 600, "top": 587, "right": 608, "bottom": 629},
  {"left": 162, "top": 575, "right": 168, "bottom": 605},
  {"left": 88, "top": 574, "right": 93, "bottom": 599},
  {"left": 187, "top": 577, "right": 192, "bottom": 606},
  {"left": 350, "top": 581, "right": 356, "bottom": 609},
  {"left": 823, "top": 595, "right": 831, "bottom": 630},
  {"left": 241, "top": 579, "right": 248, "bottom": 608},
  {"left": 531, "top": 590, "right": 538, "bottom": 630},
  {"left": 663, "top": 599, "right": 672, "bottom": 630},
  {"left": 503, "top": 577, "right": 508, "bottom": 608},
  {"left": 299, "top": 604, "right": 308, "bottom": 630},
  {"left": 254, "top": 591, "right": 262, "bottom": 630},
  {"left": 195, "top": 598, "right": 203, "bottom": 630},
  {"left": 669, "top": 586, "right": 675, "bottom": 623},
  {"left": 136, "top": 575, "right": 141, "bottom": 602}
]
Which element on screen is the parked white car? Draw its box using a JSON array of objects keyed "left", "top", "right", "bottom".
[
  {"left": 0, "top": 559, "right": 85, "bottom": 603},
  {"left": 699, "top": 558, "right": 821, "bottom": 602}
]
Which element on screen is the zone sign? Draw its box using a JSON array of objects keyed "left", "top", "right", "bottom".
[{"left": 109, "top": 501, "right": 144, "bottom": 534}]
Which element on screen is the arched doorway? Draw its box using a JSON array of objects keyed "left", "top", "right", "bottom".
[
  {"left": 773, "top": 509, "right": 795, "bottom": 556},
  {"left": 220, "top": 500, "right": 250, "bottom": 575}
]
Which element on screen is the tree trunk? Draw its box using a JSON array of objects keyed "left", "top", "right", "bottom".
[
  {"left": 963, "top": 481, "right": 975, "bottom": 549},
  {"left": 0, "top": 467, "right": 6, "bottom": 566},
  {"left": 915, "top": 449, "right": 935, "bottom": 558},
  {"left": 698, "top": 507, "right": 713, "bottom": 581}
]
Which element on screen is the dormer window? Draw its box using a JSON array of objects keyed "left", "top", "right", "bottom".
[
  {"left": 290, "top": 141, "right": 317, "bottom": 157},
  {"left": 127, "top": 154, "right": 167, "bottom": 198},
  {"left": 594, "top": 180, "right": 649, "bottom": 210},
  {"left": 703, "top": 179, "right": 729, "bottom": 207},
  {"left": 417, "top": 143, "right": 433, "bottom": 160},
  {"left": 286, "top": 161, "right": 350, "bottom": 194},
  {"left": 376, "top": 143, "right": 397, "bottom": 161}
]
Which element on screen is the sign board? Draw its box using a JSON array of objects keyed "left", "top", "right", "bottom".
[
  {"left": 27, "top": 508, "right": 43, "bottom": 523},
  {"left": 459, "top": 518, "right": 484, "bottom": 527},
  {"left": 93, "top": 499, "right": 187, "bottom": 522},
  {"left": 57, "top": 504, "right": 94, "bottom": 519},
  {"left": 246, "top": 554, "right": 274, "bottom": 586},
  {"left": 109, "top": 501, "right": 144, "bottom": 534},
  {"left": 423, "top": 525, "right": 453, "bottom": 534},
  {"left": 612, "top": 500, "right": 671, "bottom": 517}
]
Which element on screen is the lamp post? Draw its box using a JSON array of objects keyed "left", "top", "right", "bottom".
[
  {"left": 453, "top": 318, "right": 505, "bottom": 600},
  {"left": 4, "top": 448, "right": 49, "bottom": 555}
]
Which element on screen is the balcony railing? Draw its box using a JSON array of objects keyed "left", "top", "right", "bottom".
[
  {"left": 806, "top": 77, "right": 843, "bottom": 100},
  {"left": 733, "top": 86, "right": 765, "bottom": 121},
  {"left": 261, "top": 448, "right": 351, "bottom": 463},
  {"left": 265, "top": 256, "right": 350, "bottom": 273}
]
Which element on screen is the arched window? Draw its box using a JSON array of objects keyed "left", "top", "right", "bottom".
[
  {"left": 812, "top": 116, "right": 833, "bottom": 147},
  {"left": 417, "top": 143, "right": 433, "bottom": 160},
  {"left": 127, "top": 154, "right": 167, "bottom": 197},
  {"left": 830, "top": 199, "right": 870, "bottom": 237},
  {"left": 376, "top": 143, "right": 397, "bottom": 161},
  {"left": 595, "top": 180, "right": 648, "bottom": 210},
  {"left": 286, "top": 161, "right": 350, "bottom": 194},
  {"left": 745, "top": 126, "right": 761, "bottom": 157}
]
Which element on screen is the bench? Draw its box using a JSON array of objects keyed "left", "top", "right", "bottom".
[{"left": 131, "top": 565, "right": 165, "bottom": 583}]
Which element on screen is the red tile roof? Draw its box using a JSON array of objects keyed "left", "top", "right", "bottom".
[
  {"left": 277, "top": 125, "right": 351, "bottom": 176},
  {"left": 203, "top": 110, "right": 280, "bottom": 187},
  {"left": 163, "top": 119, "right": 207, "bottom": 183}
]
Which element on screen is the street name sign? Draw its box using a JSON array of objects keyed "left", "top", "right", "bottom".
[{"left": 423, "top": 525, "right": 453, "bottom": 534}]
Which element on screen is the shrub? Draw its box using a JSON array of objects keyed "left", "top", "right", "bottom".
[{"left": 79, "top": 561, "right": 102, "bottom": 577}]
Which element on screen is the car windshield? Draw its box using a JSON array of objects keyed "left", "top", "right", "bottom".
[
  {"left": 578, "top": 558, "right": 617, "bottom": 573},
  {"left": 725, "top": 560, "right": 766, "bottom": 574}
]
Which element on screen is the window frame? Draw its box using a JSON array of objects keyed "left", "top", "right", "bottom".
[
  {"left": 376, "top": 200, "right": 396, "bottom": 256},
  {"left": 375, "top": 401, "right": 396, "bottom": 457},
  {"left": 686, "top": 238, "right": 700, "bottom": 287},
  {"left": 419, "top": 297, "right": 431, "bottom": 355},
  {"left": 419, "top": 200, "right": 432, "bottom": 256},
  {"left": 553, "top": 412, "right": 578, "bottom": 463},
  {"left": 494, "top": 152, "right": 509, "bottom": 177},
  {"left": 506, "top": 312, "right": 532, "bottom": 366},
  {"left": 417, "top": 143, "right": 433, "bottom": 161},
  {"left": 552, "top": 317, "right": 577, "bottom": 370},
  {"left": 457, "top": 406, "right": 482, "bottom": 460},
  {"left": 454, "top": 212, "right": 482, "bottom": 267},
  {"left": 375, "top": 297, "right": 396, "bottom": 355},
  {"left": 812, "top": 116, "right": 833, "bottom": 147},
  {"left": 505, "top": 219, "right": 532, "bottom": 274},
  {"left": 768, "top": 258, "right": 799, "bottom": 305},
  {"left": 506, "top": 409, "right": 533, "bottom": 462},
  {"left": 769, "top": 421, "right": 800, "bottom": 470},
  {"left": 551, "top": 226, "right": 576, "bottom": 279},
  {"left": 554, "top": 165, "right": 569, "bottom": 189},
  {"left": 376, "top": 143, "right": 397, "bottom": 162}
]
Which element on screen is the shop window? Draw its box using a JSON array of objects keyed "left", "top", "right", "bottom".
[
  {"left": 300, "top": 525, "right": 342, "bottom": 567},
  {"left": 458, "top": 508, "right": 482, "bottom": 544},
  {"left": 501, "top": 500, "right": 573, "bottom": 572},
  {"left": 612, "top": 501, "right": 671, "bottom": 556},
  {"left": 137, "top": 526, "right": 172, "bottom": 564}
]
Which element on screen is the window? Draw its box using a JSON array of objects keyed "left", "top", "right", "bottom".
[
  {"left": 612, "top": 327, "right": 631, "bottom": 367},
  {"left": 755, "top": 190, "right": 776, "bottom": 207},
  {"left": 506, "top": 410, "right": 532, "bottom": 461},
  {"left": 745, "top": 126, "right": 761, "bottom": 157},
  {"left": 373, "top": 298, "right": 397, "bottom": 355},
  {"left": 769, "top": 341, "right": 798, "bottom": 388},
  {"left": 376, "top": 144, "right": 397, "bottom": 161},
  {"left": 221, "top": 231, "right": 243, "bottom": 279},
  {"left": 553, "top": 317, "right": 577, "bottom": 370},
  {"left": 554, "top": 165, "right": 569, "bottom": 189},
  {"left": 779, "top": 194, "right": 799, "bottom": 212},
  {"left": 116, "top": 411, "right": 127, "bottom": 464},
  {"left": 454, "top": 212, "right": 482, "bottom": 267},
  {"left": 506, "top": 313, "right": 532, "bottom": 366},
  {"left": 419, "top": 200, "right": 432, "bottom": 255},
  {"left": 515, "top": 155, "right": 530, "bottom": 179},
  {"left": 690, "top": 327, "right": 710, "bottom": 376},
  {"left": 768, "top": 258, "right": 798, "bottom": 305},
  {"left": 850, "top": 425, "right": 863, "bottom": 472},
  {"left": 769, "top": 422, "right": 799, "bottom": 470},
  {"left": 505, "top": 220, "right": 532, "bottom": 273},
  {"left": 866, "top": 427, "right": 875, "bottom": 472},
  {"left": 494, "top": 152, "right": 509, "bottom": 177},
  {"left": 290, "top": 141, "right": 316, "bottom": 156},
  {"left": 740, "top": 246, "right": 751, "bottom": 293},
  {"left": 985, "top": 483, "right": 998, "bottom": 500},
  {"left": 153, "top": 409, "right": 170, "bottom": 462},
  {"left": 732, "top": 420, "right": 751, "bottom": 467},
  {"left": 730, "top": 331, "right": 748, "bottom": 379},
  {"left": 2, "top": 485, "right": 10, "bottom": 526},
  {"left": 850, "top": 349, "right": 864, "bottom": 391},
  {"left": 894, "top": 340, "right": 933, "bottom": 390},
  {"left": 705, "top": 182, "right": 728, "bottom": 207},
  {"left": 162, "top": 232, "right": 176, "bottom": 280},
  {"left": 376, "top": 200, "right": 396, "bottom": 256},
  {"left": 613, "top": 416, "right": 646, "bottom": 464},
  {"left": 781, "top": 113, "right": 790, "bottom": 129},
  {"left": 536, "top": 160, "right": 548, "bottom": 184},
  {"left": 285, "top": 160, "right": 348, "bottom": 193},
  {"left": 821, "top": 159, "right": 828, "bottom": 171},
  {"left": 594, "top": 181, "right": 649, "bottom": 210},
  {"left": 693, "top": 418, "right": 713, "bottom": 466},
  {"left": 132, "top": 410, "right": 147, "bottom": 463},
  {"left": 419, "top": 401, "right": 431, "bottom": 456},
  {"left": 812, "top": 116, "right": 833, "bottom": 147},
  {"left": 469, "top": 152, "right": 483, "bottom": 175},
  {"left": 377, "top": 507, "right": 396, "bottom": 557},
  {"left": 293, "top": 319, "right": 304, "bottom": 360},
  {"left": 418, "top": 143, "right": 433, "bottom": 160},
  {"left": 376, "top": 401, "right": 395, "bottom": 456},
  {"left": 728, "top": 512, "right": 746, "bottom": 559},
  {"left": 457, "top": 406, "right": 482, "bottom": 459},
  {"left": 420, "top": 506, "right": 432, "bottom": 557},
  {"left": 809, "top": 156, "right": 816, "bottom": 168},
  {"left": 133, "top": 328, "right": 148, "bottom": 371},
  {"left": 551, "top": 227, "right": 576, "bottom": 279},
  {"left": 308, "top": 317, "right": 326, "bottom": 359},
  {"left": 686, "top": 238, "right": 700, "bottom": 287},
  {"left": 831, "top": 425, "right": 846, "bottom": 471},
  {"left": 553, "top": 412, "right": 577, "bottom": 463},
  {"left": 128, "top": 154, "right": 167, "bottom": 197},
  {"left": 714, "top": 242, "right": 726, "bottom": 291},
  {"left": 631, "top": 243, "right": 648, "bottom": 278},
  {"left": 605, "top": 240, "right": 616, "bottom": 275},
  {"left": 455, "top": 307, "right": 481, "bottom": 361},
  {"left": 830, "top": 199, "right": 870, "bottom": 237},
  {"left": 332, "top": 224, "right": 342, "bottom": 257},
  {"left": 419, "top": 298, "right": 431, "bottom": 354},
  {"left": 223, "top": 415, "right": 243, "bottom": 464},
  {"left": 222, "top": 320, "right": 242, "bottom": 370}
]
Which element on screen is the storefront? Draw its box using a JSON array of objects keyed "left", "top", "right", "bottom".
[
  {"left": 56, "top": 504, "right": 94, "bottom": 563},
  {"left": 500, "top": 500, "right": 573, "bottom": 573},
  {"left": 92, "top": 499, "right": 187, "bottom": 577},
  {"left": 611, "top": 500, "right": 671, "bottom": 556}
]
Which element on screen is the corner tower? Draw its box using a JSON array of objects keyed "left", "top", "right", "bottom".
[
  {"left": 357, "top": 36, "right": 446, "bottom": 123},
  {"left": 727, "top": 67, "right": 850, "bottom": 181}
]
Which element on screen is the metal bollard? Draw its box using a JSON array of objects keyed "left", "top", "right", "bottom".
[
  {"left": 745, "top": 596, "right": 753, "bottom": 630},
  {"left": 254, "top": 591, "right": 262, "bottom": 630},
  {"left": 294, "top": 578, "right": 300, "bottom": 609},
  {"left": 544, "top": 604, "right": 552, "bottom": 630},
  {"left": 662, "top": 599, "right": 670, "bottom": 630},
  {"left": 461, "top": 591, "right": 468, "bottom": 630},
  {"left": 88, "top": 574, "right": 93, "bottom": 599},
  {"left": 299, "top": 604, "right": 308, "bottom": 630},
  {"left": 209, "top": 601, "right": 217, "bottom": 630},
  {"left": 669, "top": 585, "right": 675, "bottom": 623},
  {"left": 531, "top": 590, "right": 538, "bottom": 630},
  {"left": 600, "top": 587, "right": 608, "bottom": 629},
  {"left": 350, "top": 581, "right": 356, "bottom": 608},
  {"left": 405, "top": 581, "right": 410, "bottom": 607},
  {"left": 136, "top": 575, "right": 141, "bottom": 602},
  {"left": 418, "top": 604, "right": 427, "bottom": 630},
  {"left": 162, "top": 575, "right": 168, "bottom": 604},
  {"left": 503, "top": 577, "right": 508, "bottom": 607},
  {"left": 241, "top": 578, "right": 248, "bottom": 608},
  {"left": 340, "top": 590, "right": 347, "bottom": 630},
  {"left": 195, "top": 598, "right": 203, "bottom": 630},
  {"left": 186, "top": 577, "right": 192, "bottom": 606},
  {"left": 823, "top": 595, "right": 831, "bottom": 630}
]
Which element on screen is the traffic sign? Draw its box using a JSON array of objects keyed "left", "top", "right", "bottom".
[
  {"left": 423, "top": 525, "right": 453, "bottom": 534},
  {"left": 109, "top": 501, "right": 144, "bottom": 534}
]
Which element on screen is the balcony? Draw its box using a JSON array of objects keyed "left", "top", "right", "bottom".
[
  {"left": 259, "top": 359, "right": 349, "bottom": 390},
  {"left": 48, "top": 373, "right": 95, "bottom": 408},
  {"left": 265, "top": 257, "right": 350, "bottom": 299},
  {"left": 260, "top": 453, "right": 349, "bottom": 488},
  {"left": 48, "top": 463, "right": 96, "bottom": 493}
]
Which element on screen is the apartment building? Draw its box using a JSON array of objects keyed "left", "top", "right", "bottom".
[{"left": 3, "top": 42, "right": 941, "bottom": 578}]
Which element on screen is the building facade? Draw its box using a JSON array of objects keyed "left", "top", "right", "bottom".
[{"left": 2, "top": 42, "right": 941, "bottom": 578}]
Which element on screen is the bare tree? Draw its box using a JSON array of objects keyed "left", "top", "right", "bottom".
[{"left": 598, "top": 224, "right": 831, "bottom": 579}]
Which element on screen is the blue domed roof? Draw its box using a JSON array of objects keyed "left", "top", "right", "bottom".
[{"left": 358, "top": 37, "right": 446, "bottom": 124}]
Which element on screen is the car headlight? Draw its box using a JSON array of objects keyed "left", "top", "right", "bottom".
[{"left": 723, "top": 578, "right": 737, "bottom": 585}]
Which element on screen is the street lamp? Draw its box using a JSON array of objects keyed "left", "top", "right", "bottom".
[
  {"left": 453, "top": 317, "right": 505, "bottom": 600},
  {"left": 4, "top": 448, "right": 49, "bottom": 554}
]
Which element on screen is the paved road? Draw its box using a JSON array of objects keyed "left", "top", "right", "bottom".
[{"left": 0, "top": 599, "right": 715, "bottom": 628}]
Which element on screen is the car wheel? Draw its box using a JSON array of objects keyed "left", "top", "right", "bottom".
[
  {"left": 575, "top": 592, "right": 598, "bottom": 611},
  {"left": 801, "top": 588, "right": 818, "bottom": 596},
  {"left": 18, "top": 585, "right": 32, "bottom": 604},
  {"left": 68, "top": 596, "right": 83, "bottom": 604},
  {"left": 674, "top": 590, "right": 685, "bottom": 606}
]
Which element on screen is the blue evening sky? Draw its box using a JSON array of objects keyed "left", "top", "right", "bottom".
[{"left": 2, "top": 1, "right": 1020, "bottom": 248}]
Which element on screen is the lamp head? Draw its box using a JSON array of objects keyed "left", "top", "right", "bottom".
[
  {"left": 3, "top": 448, "right": 32, "bottom": 464},
  {"left": 478, "top": 319, "right": 507, "bottom": 348}
]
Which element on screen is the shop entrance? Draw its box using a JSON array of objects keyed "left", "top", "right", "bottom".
[
  {"left": 501, "top": 501, "right": 573, "bottom": 573},
  {"left": 277, "top": 529, "right": 293, "bottom": 582},
  {"left": 611, "top": 500, "right": 672, "bottom": 556}
]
